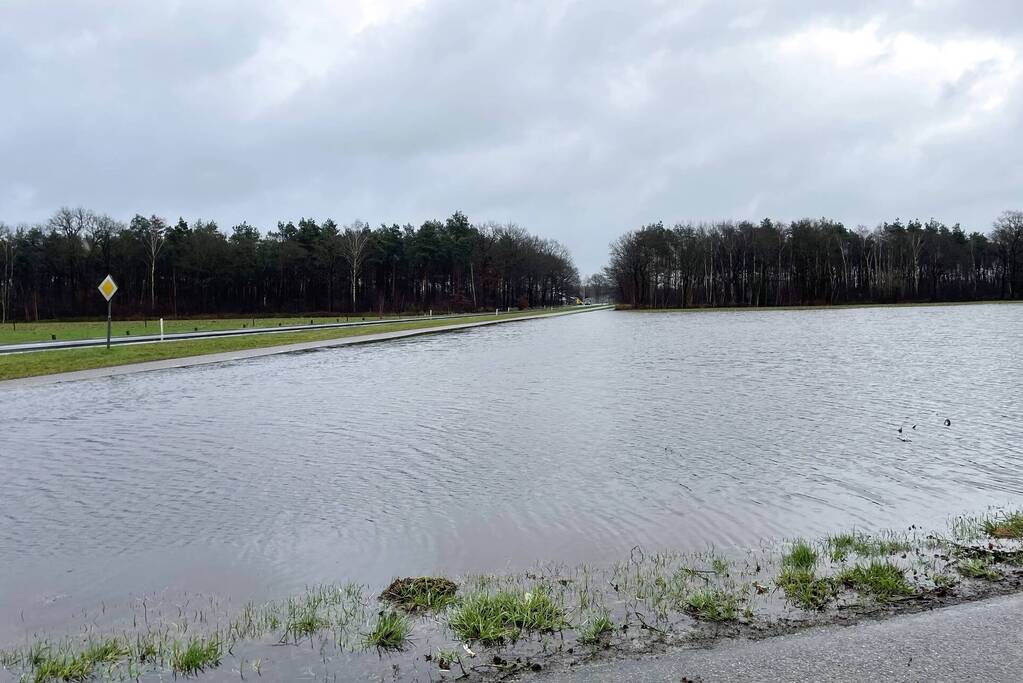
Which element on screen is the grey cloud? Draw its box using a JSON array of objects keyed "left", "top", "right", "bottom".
[{"left": 2, "top": 0, "right": 1022, "bottom": 274}]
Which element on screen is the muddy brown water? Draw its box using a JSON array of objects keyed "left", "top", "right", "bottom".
[{"left": 1, "top": 304, "right": 1021, "bottom": 655}]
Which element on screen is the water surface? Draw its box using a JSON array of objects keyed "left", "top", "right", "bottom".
[{"left": 1, "top": 304, "right": 1021, "bottom": 640}]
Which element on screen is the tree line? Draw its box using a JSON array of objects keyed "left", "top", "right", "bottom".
[
  {"left": 0, "top": 209, "right": 580, "bottom": 321},
  {"left": 604, "top": 211, "right": 1023, "bottom": 308}
]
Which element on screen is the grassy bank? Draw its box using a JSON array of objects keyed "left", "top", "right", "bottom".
[
  {"left": 0, "top": 313, "right": 455, "bottom": 345},
  {"left": 4, "top": 508, "right": 1023, "bottom": 681},
  {"left": 616, "top": 300, "right": 1022, "bottom": 314},
  {"left": 0, "top": 309, "right": 579, "bottom": 382}
]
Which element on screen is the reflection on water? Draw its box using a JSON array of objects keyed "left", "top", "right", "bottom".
[{"left": 1, "top": 304, "right": 1021, "bottom": 639}]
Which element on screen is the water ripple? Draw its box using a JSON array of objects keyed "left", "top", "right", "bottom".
[{"left": 1, "top": 305, "right": 1021, "bottom": 631}]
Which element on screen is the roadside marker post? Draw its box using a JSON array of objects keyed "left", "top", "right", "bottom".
[
  {"left": 160, "top": 318, "right": 164, "bottom": 341},
  {"left": 97, "top": 275, "right": 118, "bottom": 350}
]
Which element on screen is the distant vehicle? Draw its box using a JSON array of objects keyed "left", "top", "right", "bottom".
[{"left": 583, "top": 298, "right": 592, "bottom": 305}]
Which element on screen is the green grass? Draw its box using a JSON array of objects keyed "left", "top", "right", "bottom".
[
  {"left": 982, "top": 511, "right": 1023, "bottom": 540},
  {"left": 0, "top": 314, "right": 410, "bottom": 345},
  {"left": 447, "top": 589, "right": 567, "bottom": 645},
  {"left": 31, "top": 651, "right": 94, "bottom": 682},
  {"left": 78, "top": 638, "right": 128, "bottom": 666},
  {"left": 782, "top": 540, "right": 818, "bottom": 569},
  {"left": 170, "top": 636, "right": 221, "bottom": 676},
  {"left": 827, "top": 532, "right": 912, "bottom": 562},
  {"left": 284, "top": 604, "right": 330, "bottom": 640},
  {"left": 0, "top": 308, "right": 585, "bottom": 381},
  {"left": 577, "top": 611, "right": 614, "bottom": 644},
  {"left": 434, "top": 648, "right": 461, "bottom": 671},
  {"left": 957, "top": 557, "right": 1002, "bottom": 581},
  {"left": 684, "top": 589, "right": 742, "bottom": 622},
  {"left": 364, "top": 611, "right": 412, "bottom": 649},
  {"left": 380, "top": 577, "right": 458, "bottom": 612},
  {"left": 29, "top": 638, "right": 129, "bottom": 682},
  {"left": 837, "top": 562, "right": 914, "bottom": 600},
  {"left": 776, "top": 568, "right": 838, "bottom": 611}
]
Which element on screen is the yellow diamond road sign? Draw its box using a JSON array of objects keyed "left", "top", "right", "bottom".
[{"left": 98, "top": 275, "right": 118, "bottom": 301}]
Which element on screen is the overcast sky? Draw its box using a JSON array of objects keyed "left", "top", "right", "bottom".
[{"left": 2, "top": 1, "right": 1021, "bottom": 274}]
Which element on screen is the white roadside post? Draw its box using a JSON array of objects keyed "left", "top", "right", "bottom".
[
  {"left": 160, "top": 318, "right": 164, "bottom": 341},
  {"left": 97, "top": 275, "right": 118, "bottom": 350}
]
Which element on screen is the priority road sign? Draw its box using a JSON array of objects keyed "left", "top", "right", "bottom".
[
  {"left": 98, "top": 275, "right": 117, "bottom": 348},
  {"left": 98, "top": 275, "right": 118, "bottom": 301}
]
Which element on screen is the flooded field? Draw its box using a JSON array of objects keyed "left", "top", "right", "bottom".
[{"left": 1, "top": 304, "right": 1021, "bottom": 680}]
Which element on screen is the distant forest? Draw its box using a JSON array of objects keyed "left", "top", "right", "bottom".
[
  {"left": 603, "top": 212, "right": 1023, "bottom": 308},
  {"left": 0, "top": 210, "right": 579, "bottom": 321}
]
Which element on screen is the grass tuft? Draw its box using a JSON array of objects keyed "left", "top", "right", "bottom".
[
  {"left": 31, "top": 652, "right": 93, "bottom": 683},
  {"left": 776, "top": 568, "right": 838, "bottom": 611},
  {"left": 447, "top": 589, "right": 567, "bottom": 645},
  {"left": 982, "top": 512, "right": 1023, "bottom": 540},
  {"left": 171, "top": 636, "right": 221, "bottom": 676},
  {"left": 30, "top": 637, "right": 129, "bottom": 682},
  {"left": 782, "top": 541, "right": 818, "bottom": 570},
  {"left": 836, "top": 561, "right": 914, "bottom": 600},
  {"left": 957, "top": 557, "right": 1002, "bottom": 581},
  {"left": 365, "top": 611, "right": 412, "bottom": 649},
  {"left": 380, "top": 577, "right": 457, "bottom": 612},
  {"left": 684, "top": 589, "right": 741, "bottom": 622},
  {"left": 577, "top": 611, "right": 614, "bottom": 644}
]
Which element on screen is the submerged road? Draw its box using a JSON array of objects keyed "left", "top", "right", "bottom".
[
  {"left": 532, "top": 593, "right": 1023, "bottom": 682},
  {"left": 1, "top": 306, "right": 612, "bottom": 387}
]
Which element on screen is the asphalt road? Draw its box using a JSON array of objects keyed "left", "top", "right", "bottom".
[{"left": 532, "top": 593, "right": 1023, "bottom": 682}]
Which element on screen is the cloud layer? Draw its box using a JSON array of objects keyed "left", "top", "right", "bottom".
[{"left": 2, "top": 0, "right": 1021, "bottom": 273}]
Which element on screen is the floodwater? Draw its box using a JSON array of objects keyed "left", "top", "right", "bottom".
[{"left": 1, "top": 304, "right": 1021, "bottom": 643}]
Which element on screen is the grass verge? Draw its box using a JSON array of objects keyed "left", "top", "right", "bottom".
[{"left": 0, "top": 315, "right": 405, "bottom": 346}]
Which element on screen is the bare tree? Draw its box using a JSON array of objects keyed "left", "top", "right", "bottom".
[
  {"left": 48, "top": 206, "right": 94, "bottom": 311},
  {"left": 0, "top": 223, "right": 17, "bottom": 323},
  {"left": 339, "top": 221, "right": 371, "bottom": 312},
  {"left": 993, "top": 210, "right": 1023, "bottom": 298},
  {"left": 144, "top": 216, "right": 166, "bottom": 310}
]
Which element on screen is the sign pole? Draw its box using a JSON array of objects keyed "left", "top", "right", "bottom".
[{"left": 97, "top": 274, "right": 118, "bottom": 350}]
